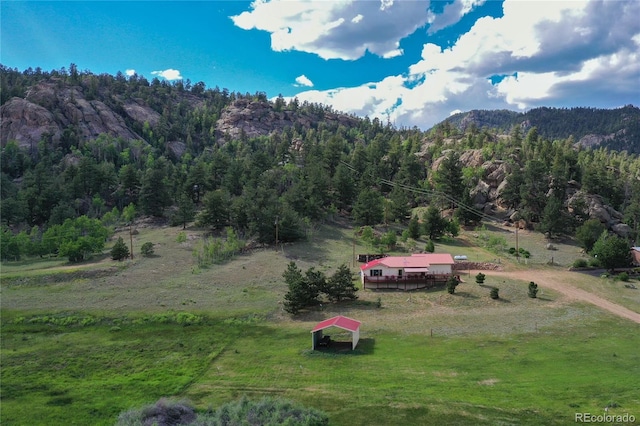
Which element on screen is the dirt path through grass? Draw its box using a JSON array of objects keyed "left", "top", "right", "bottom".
[{"left": 481, "top": 269, "right": 640, "bottom": 324}]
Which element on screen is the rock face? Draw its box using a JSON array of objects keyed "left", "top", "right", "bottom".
[
  {"left": 433, "top": 151, "right": 631, "bottom": 238},
  {"left": 0, "top": 97, "right": 60, "bottom": 149},
  {"left": 215, "top": 99, "right": 360, "bottom": 144},
  {"left": 1, "top": 81, "right": 156, "bottom": 149}
]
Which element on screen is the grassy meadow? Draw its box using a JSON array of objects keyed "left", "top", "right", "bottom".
[{"left": 1, "top": 221, "right": 639, "bottom": 425}]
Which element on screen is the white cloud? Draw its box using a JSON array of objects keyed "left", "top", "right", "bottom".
[
  {"left": 295, "top": 75, "right": 314, "bottom": 87},
  {"left": 125, "top": 69, "right": 136, "bottom": 77},
  {"left": 231, "top": 0, "right": 430, "bottom": 60},
  {"left": 288, "top": 0, "right": 640, "bottom": 129},
  {"left": 151, "top": 69, "right": 183, "bottom": 81},
  {"left": 427, "top": 0, "right": 485, "bottom": 34}
]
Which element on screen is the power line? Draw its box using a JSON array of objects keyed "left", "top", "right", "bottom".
[{"left": 340, "top": 159, "right": 504, "bottom": 224}]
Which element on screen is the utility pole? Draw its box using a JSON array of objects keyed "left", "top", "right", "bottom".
[
  {"left": 129, "top": 221, "right": 134, "bottom": 260},
  {"left": 515, "top": 226, "right": 519, "bottom": 263},
  {"left": 275, "top": 215, "right": 279, "bottom": 252},
  {"left": 352, "top": 232, "right": 356, "bottom": 267}
]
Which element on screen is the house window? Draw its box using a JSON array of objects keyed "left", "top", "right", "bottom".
[
  {"left": 398, "top": 269, "right": 403, "bottom": 277},
  {"left": 370, "top": 269, "right": 382, "bottom": 277}
]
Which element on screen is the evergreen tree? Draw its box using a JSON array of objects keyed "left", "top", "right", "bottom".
[
  {"left": 139, "top": 164, "right": 171, "bottom": 216},
  {"left": 196, "top": 189, "right": 230, "bottom": 230},
  {"left": 352, "top": 189, "right": 384, "bottom": 226},
  {"left": 407, "top": 215, "right": 421, "bottom": 239},
  {"left": 455, "top": 189, "right": 483, "bottom": 226},
  {"left": 500, "top": 164, "right": 524, "bottom": 209},
  {"left": 282, "top": 262, "right": 322, "bottom": 315},
  {"left": 433, "top": 152, "right": 464, "bottom": 210},
  {"left": 111, "top": 236, "right": 130, "bottom": 260},
  {"left": 538, "top": 196, "right": 569, "bottom": 237},
  {"left": 332, "top": 163, "right": 356, "bottom": 210},
  {"left": 422, "top": 205, "right": 448, "bottom": 240},
  {"left": 173, "top": 192, "right": 196, "bottom": 229},
  {"left": 576, "top": 219, "right": 606, "bottom": 252},
  {"left": 324, "top": 264, "right": 358, "bottom": 302},
  {"left": 388, "top": 185, "right": 410, "bottom": 223}
]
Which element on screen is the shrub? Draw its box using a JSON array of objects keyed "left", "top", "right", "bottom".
[
  {"left": 176, "top": 232, "right": 187, "bottom": 243},
  {"left": 140, "top": 242, "right": 154, "bottom": 257},
  {"left": 446, "top": 276, "right": 459, "bottom": 294},
  {"left": 475, "top": 272, "right": 486, "bottom": 285},
  {"left": 111, "top": 237, "right": 130, "bottom": 261},
  {"left": 116, "top": 397, "right": 329, "bottom": 426},
  {"left": 528, "top": 281, "right": 538, "bottom": 298},
  {"left": 572, "top": 258, "right": 588, "bottom": 268},
  {"left": 490, "top": 288, "right": 500, "bottom": 299},
  {"left": 425, "top": 239, "right": 435, "bottom": 253},
  {"left": 589, "top": 257, "right": 602, "bottom": 268},
  {"left": 617, "top": 272, "right": 629, "bottom": 282},
  {"left": 116, "top": 398, "right": 196, "bottom": 426}
]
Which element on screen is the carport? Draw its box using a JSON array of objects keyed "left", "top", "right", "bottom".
[{"left": 311, "top": 315, "right": 361, "bottom": 350}]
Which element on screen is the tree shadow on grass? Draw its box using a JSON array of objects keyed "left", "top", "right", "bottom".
[{"left": 454, "top": 291, "right": 479, "bottom": 299}]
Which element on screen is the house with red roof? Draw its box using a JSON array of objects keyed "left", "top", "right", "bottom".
[{"left": 360, "top": 253, "right": 456, "bottom": 290}]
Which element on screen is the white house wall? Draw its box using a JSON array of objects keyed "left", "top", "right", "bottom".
[
  {"left": 363, "top": 264, "right": 452, "bottom": 276},
  {"left": 428, "top": 264, "right": 452, "bottom": 274}
]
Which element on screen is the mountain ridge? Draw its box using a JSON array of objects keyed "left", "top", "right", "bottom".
[{"left": 439, "top": 105, "right": 640, "bottom": 153}]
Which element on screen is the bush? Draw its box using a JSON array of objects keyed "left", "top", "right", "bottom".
[
  {"left": 475, "top": 272, "right": 486, "bottom": 285},
  {"left": 141, "top": 242, "right": 154, "bottom": 257},
  {"left": 446, "top": 276, "right": 459, "bottom": 294},
  {"left": 528, "top": 281, "right": 538, "bottom": 298},
  {"left": 572, "top": 258, "right": 588, "bottom": 268},
  {"left": 588, "top": 257, "right": 602, "bottom": 268},
  {"left": 116, "top": 398, "right": 196, "bottom": 426},
  {"left": 490, "top": 288, "right": 500, "bottom": 299},
  {"left": 425, "top": 240, "right": 435, "bottom": 253},
  {"left": 111, "top": 237, "right": 130, "bottom": 261},
  {"left": 116, "top": 396, "right": 329, "bottom": 426},
  {"left": 617, "top": 272, "right": 629, "bottom": 282}
]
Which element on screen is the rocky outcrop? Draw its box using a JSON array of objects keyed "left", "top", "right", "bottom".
[
  {"left": 0, "top": 97, "right": 61, "bottom": 149},
  {"left": 215, "top": 99, "right": 359, "bottom": 144},
  {"left": 1, "top": 81, "right": 146, "bottom": 149},
  {"left": 432, "top": 150, "right": 631, "bottom": 237}
]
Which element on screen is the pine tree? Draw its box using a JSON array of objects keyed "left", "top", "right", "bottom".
[
  {"left": 324, "top": 264, "right": 358, "bottom": 302},
  {"left": 111, "top": 236, "right": 130, "bottom": 261}
]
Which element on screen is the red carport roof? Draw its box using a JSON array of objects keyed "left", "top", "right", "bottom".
[{"left": 311, "top": 315, "right": 361, "bottom": 333}]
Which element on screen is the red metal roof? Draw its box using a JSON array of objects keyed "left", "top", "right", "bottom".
[
  {"left": 311, "top": 315, "right": 361, "bottom": 333},
  {"left": 360, "top": 253, "right": 454, "bottom": 270}
]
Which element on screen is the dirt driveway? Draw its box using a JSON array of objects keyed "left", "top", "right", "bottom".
[{"left": 482, "top": 269, "right": 640, "bottom": 324}]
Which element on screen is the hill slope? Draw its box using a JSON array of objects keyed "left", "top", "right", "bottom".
[{"left": 442, "top": 105, "right": 640, "bottom": 153}]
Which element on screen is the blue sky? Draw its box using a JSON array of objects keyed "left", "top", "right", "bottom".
[{"left": 2, "top": 0, "right": 639, "bottom": 129}]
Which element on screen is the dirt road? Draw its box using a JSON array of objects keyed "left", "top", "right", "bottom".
[{"left": 482, "top": 269, "right": 640, "bottom": 324}]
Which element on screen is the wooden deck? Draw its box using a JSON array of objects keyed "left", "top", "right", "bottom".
[{"left": 363, "top": 274, "right": 455, "bottom": 291}]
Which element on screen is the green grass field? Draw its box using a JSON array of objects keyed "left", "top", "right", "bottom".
[{"left": 2, "top": 221, "right": 639, "bottom": 425}]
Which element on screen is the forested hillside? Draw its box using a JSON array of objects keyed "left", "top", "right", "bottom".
[
  {"left": 444, "top": 105, "right": 640, "bottom": 153},
  {"left": 2, "top": 64, "right": 640, "bottom": 262}
]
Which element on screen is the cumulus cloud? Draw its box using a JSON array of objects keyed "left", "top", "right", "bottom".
[
  {"left": 125, "top": 69, "right": 136, "bottom": 77},
  {"left": 294, "top": 75, "right": 314, "bottom": 87},
  {"left": 288, "top": 0, "right": 640, "bottom": 129},
  {"left": 151, "top": 68, "right": 183, "bottom": 81},
  {"left": 427, "top": 0, "right": 485, "bottom": 34},
  {"left": 231, "top": 0, "right": 431, "bottom": 60}
]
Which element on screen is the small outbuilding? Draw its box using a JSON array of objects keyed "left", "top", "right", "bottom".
[{"left": 311, "top": 315, "right": 361, "bottom": 351}]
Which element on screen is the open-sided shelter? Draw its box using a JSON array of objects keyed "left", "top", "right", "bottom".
[{"left": 311, "top": 315, "right": 361, "bottom": 350}]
